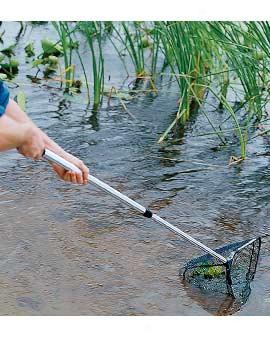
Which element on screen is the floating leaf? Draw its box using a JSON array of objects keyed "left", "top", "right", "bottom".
[
  {"left": 24, "top": 43, "right": 35, "bottom": 57},
  {"left": 0, "top": 58, "right": 19, "bottom": 71},
  {"left": 48, "top": 55, "right": 58, "bottom": 67},
  {"left": 41, "top": 39, "right": 63, "bottom": 57},
  {"left": 0, "top": 73, "right": 7, "bottom": 80},
  {"left": 32, "top": 58, "right": 44, "bottom": 67},
  {"left": 0, "top": 44, "right": 16, "bottom": 57},
  {"left": 14, "top": 91, "right": 26, "bottom": 111}
]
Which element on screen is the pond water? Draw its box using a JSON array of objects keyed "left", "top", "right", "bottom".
[{"left": 0, "top": 22, "right": 270, "bottom": 316}]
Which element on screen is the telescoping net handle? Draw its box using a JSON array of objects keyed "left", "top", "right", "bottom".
[
  {"left": 43, "top": 149, "right": 229, "bottom": 262},
  {"left": 43, "top": 149, "right": 261, "bottom": 299}
]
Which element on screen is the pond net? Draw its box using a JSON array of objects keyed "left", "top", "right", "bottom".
[{"left": 182, "top": 237, "right": 261, "bottom": 298}]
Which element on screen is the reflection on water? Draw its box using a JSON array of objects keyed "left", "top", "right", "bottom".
[
  {"left": 182, "top": 279, "right": 251, "bottom": 316},
  {"left": 0, "top": 22, "right": 270, "bottom": 315}
]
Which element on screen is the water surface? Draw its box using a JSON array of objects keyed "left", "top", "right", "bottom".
[{"left": 0, "top": 22, "right": 270, "bottom": 315}]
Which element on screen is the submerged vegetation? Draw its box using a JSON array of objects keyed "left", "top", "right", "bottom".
[
  {"left": 192, "top": 265, "right": 225, "bottom": 280},
  {"left": 2, "top": 21, "right": 270, "bottom": 162},
  {"left": 0, "top": 44, "right": 19, "bottom": 78}
]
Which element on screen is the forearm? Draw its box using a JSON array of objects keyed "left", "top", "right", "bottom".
[
  {"left": 5, "top": 99, "right": 32, "bottom": 124},
  {"left": 0, "top": 115, "right": 29, "bottom": 151},
  {"left": 1, "top": 98, "right": 89, "bottom": 183},
  {"left": 5, "top": 98, "right": 64, "bottom": 153}
]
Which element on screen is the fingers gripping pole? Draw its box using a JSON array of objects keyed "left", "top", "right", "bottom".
[
  {"left": 44, "top": 149, "right": 81, "bottom": 173},
  {"left": 43, "top": 149, "right": 227, "bottom": 263}
]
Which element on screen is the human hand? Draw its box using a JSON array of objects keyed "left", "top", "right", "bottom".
[
  {"left": 2, "top": 99, "right": 89, "bottom": 185},
  {"left": 17, "top": 124, "right": 45, "bottom": 160},
  {"left": 49, "top": 150, "right": 89, "bottom": 185}
]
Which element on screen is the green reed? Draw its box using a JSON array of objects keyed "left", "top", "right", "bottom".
[
  {"left": 111, "top": 22, "right": 161, "bottom": 82},
  {"left": 52, "top": 21, "right": 74, "bottom": 92},
  {"left": 7, "top": 21, "right": 270, "bottom": 160},
  {"left": 156, "top": 22, "right": 213, "bottom": 136},
  {"left": 78, "top": 21, "right": 104, "bottom": 111},
  {"left": 156, "top": 21, "right": 270, "bottom": 159}
]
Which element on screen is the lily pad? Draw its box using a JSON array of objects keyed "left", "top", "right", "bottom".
[
  {"left": 0, "top": 44, "right": 16, "bottom": 57},
  {"left": 47, "top": 55, "right": 58, "bottom": 67},
  {"left": 0, "top": 73, "right": 7, "bottom": 80},
  {"left": 0, "top": 58, "right": 19, "bottom": 76},
  {"left": 25, "top": 43, "right": 35, "bottom": 57},
  {"left": 41, "top": 39, "right": 63, "bottom": 57},
  {"left": 14, "top": 91, "right": 26, "bottom": 111}
]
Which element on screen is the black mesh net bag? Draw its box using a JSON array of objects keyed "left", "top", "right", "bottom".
[{"left": 182, "top": 237, "right": 261, "bottom": 298}]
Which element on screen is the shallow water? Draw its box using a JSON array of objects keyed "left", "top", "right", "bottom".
[{"left": 0, "top": 22, "right": 270, "bottom": 315}]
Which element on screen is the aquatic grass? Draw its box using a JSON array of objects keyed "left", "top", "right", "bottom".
[
  {"left": 119, "top": 22, "right": 146, "bottom": 77},
  {"left": 67, "top": 31, "right": 91, "bottom": 105},
  {"left": 208, "top": 22, "right": 264, "bottom": 119},
  {"left": 210, "top": 89, "right": 247, "bottom": 158},
  {"left": 205, "top": 22, "right": 270, "bottom": 157},
  {"left": 4, "top": 21, "right": 270, "bottom": 161},
  {"left": 157, "top": 22, "right": 214, "bottom": 125},
  {"left": 156, "top": 21, "right": 270, "bottom": 158},
  {"left": 52, "top": 21, "right": 74, "bottom": 92},
  {"left": 78, "top": 21, "right": 104, "bottom": 111},
  {"left": 111, "top": 22, "right": 160, "bottom": 80},
  {"left": 156, "top": 22, "right": 218, "bottom": 142},
  {"left": 149, "top": 23, "right": 161, "bottom": 78},
  {"left": 107, "top": 32, "right": 130, "bottom": 77}
]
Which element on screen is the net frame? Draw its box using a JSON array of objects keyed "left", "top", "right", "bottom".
[{"left": 182, "top": 237, "right": 261, "bottom": 298}]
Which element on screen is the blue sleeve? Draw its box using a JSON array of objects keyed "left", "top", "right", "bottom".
[{"left": 0, "top": 81, "right": 10, "bottom": 117}]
